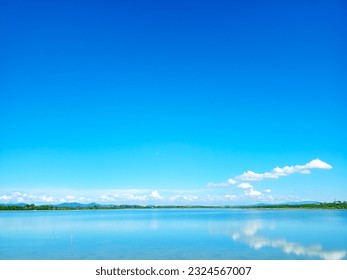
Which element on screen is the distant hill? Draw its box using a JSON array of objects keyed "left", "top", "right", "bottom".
[
  {"left": 281, "top": 201, "right": 320, "bottom": 205},
  {"left": 0, "top": 203, "right": 26, "bottom": 207},
  {"left": 241, "top": 201, "right": 319, "bottom": 207},
  {"left": 254, "top": 201, "right": 319, "bottom": 206}
]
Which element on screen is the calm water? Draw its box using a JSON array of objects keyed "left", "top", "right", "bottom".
[{"left": 1, "top": 209, "right": 346, "bottom": 260}]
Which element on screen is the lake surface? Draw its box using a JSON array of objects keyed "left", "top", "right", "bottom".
[{"left": 1, "top": 209, "right": 347, "bottom": 260}]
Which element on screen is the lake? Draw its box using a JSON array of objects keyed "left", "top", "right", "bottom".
[{"left": 1, "top": 209, "right": 346, "bottom": 260}]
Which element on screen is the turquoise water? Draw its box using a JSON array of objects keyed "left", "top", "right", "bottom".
[{"left": 1, "top": 209, "right": 346, "bottom": 260}]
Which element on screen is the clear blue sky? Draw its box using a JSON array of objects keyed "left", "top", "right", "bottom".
[{"left": 1, "top": 0, "right": 346, "bottom": 205}]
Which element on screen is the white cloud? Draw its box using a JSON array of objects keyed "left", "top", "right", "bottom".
[
  {"left": 150, "top": 190, "right": 162, "bottom": 199},
  {"left": 305, "top": 159, "right": 332, "bottom": 169},
  {"left": 236, "top": 159, "right": 332, "bottom": 182},
  {"left": 246, "top": 189, "right": 263, "bottom": 197},
  {"left": 224, "top": 194, "right": 237, "bottom": 199},
  {"left": 207, "top": 182, "right": 230, "bottom": 187},
  {"left": 0, "top": 192, "right": 57, "bottom": 204},
  {"left": 0, "top": 195, "right": 12, "bottom": 201},
  {"left": 40, "top": 195, "right": 54, "bottom": 203},
  {"left": 207, "top": 178, "right": 237, "bottom": 188},
  {"left": 208, "top": 159, "right": 332, "bottom": 198},
  {"left": 183, "top": 195, "right": 199, "bottom": 201},
  {"left": 168, "top": 195, "right": 199, "bottom": 202},
  {"left": 227, "top": 179, "right": 237, "bottom": 184},
  {"left": 237, "top": 183, "right": 253, "bottom": 189},
  {"left": 236, "top": 170, "right": 274, "bottom": 181},
  {"left": 98, "top": 194, "right": 115, "bottom": 202},
  {"left": 236, "top": 183, "right": 263, "bottom": 197},
  {"left": 79, "top": 196, "right": 91, "bottom": 203},
  {"left": 98, "top": 192, "right": 148, "bottom": 203}
]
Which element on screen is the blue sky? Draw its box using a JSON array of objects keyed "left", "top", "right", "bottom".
[{"left": 1, "top": 0, "right": 346, "bottom": 205}]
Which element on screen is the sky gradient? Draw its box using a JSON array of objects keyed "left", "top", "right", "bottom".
[{"left": 1, "top": 0, "right": 346, "bottom": 205}]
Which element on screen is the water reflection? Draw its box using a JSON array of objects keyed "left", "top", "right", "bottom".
[
  {"left": 227, "top": 221, "right": 346, "bottom": 260},
  {"left": 1, "top": 210, "right": 347, "bottom": 259}
]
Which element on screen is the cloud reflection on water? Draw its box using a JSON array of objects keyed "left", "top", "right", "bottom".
[{"left": 228, "top": 221, "right": 346, "bottom": 260}]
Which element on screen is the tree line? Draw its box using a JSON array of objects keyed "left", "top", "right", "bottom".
[{"left": 0, "top": 201, "right": 346, "bottom": 211}]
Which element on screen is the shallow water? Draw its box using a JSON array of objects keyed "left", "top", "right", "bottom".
[{"left": 1, "top": 209, "right": 346, "bottom": 259}]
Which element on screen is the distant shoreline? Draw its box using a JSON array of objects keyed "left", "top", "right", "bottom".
[{"left": 0, "top": 201, "right": 346, "bottom": 211}]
